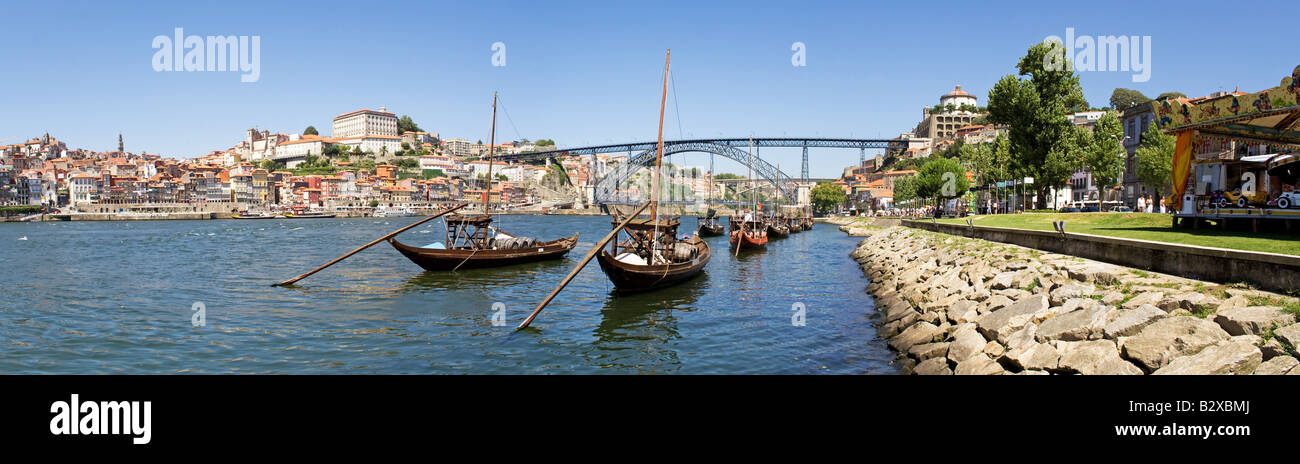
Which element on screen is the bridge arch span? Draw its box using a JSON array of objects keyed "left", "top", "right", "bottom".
[{"left": 594, "top": 142, "right": 794, "bottom": 205}]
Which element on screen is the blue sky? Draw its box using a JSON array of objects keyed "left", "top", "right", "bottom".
[{"left": 2, "top": 0, "right": 1297, "bottom": 177}]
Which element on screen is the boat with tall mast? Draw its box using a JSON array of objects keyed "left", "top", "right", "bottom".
[
  {"left": 697, "top": 154, "right": 724, "bottom": 237},
  {"left": 728, "top": 138, "right": 768, "bottom": 251},
  {"left": 388, "top": 92, "right": 578, "bottom": 271},
  {"left": 593, "top": 49, "right": 711, "bottom": 293}
]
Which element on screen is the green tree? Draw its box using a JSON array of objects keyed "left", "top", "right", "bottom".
[
  {"left": 915, "top": 158, "right": 970, "bottom": 206},
  {"left": 1156, "top": 91, "right": 1187, "bottom": 101},
  {"left": 893, "top": 174, "right": 917, "bottom": 204},
  {"left": 303, "top": 126, "right": 319, "bottom": 136},
  {"left": 1109, "top": 88, "right": 1150, "bottom": 110},
  {"left": 369, "top": 200, "right": 380, "bottom": 208},
  {"left": 811, "top": 182, "right": 846, "bottom": 212},
  {"left": 987, "top": 40, "right": 1088, "bottom": 207},
  {"left": 535, "top": 139, "right": 556, "bottom": 147},
  {"left": 259, "top": 159, "right": 282, "bottom": 171},
  {"left": 398, "top": 115, "right": 420, "bottom": 134},
  {"left": 1082, "top": 112, "right": 1125, "bottom": 205},
  {"left": 1135, "top": 122, "right": 1175, "bottom": 198},
  {"left": 715, "top": 173, "right": 744, "bottom": 180}
]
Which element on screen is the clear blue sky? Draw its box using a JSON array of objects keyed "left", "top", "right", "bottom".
[{"left": 2, "top": 0, "right": 1297, "bottom": 177}]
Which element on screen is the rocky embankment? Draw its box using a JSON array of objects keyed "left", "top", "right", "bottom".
[{"left": 840, "top": 221, "right": 1300, "bottom": 375}]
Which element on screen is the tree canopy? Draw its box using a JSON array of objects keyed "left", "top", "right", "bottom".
[
  {"left": 303, "top": 126, "right": 319, "bottom": 136},
  {"left": 1156, "top": 91, "right": 1187, "bottom": 101},
  {"left": 1081, "top": 112, "right": 1125, "bottom": 193},
  {"left": 915, "top": 158, "right": 970, "bottom": 202},
  {"left": 1109, "top": 88, "right": 1150, "bottom": 110},
  {"left": 1135, "top": 122, "right": 1175, "bottom": 197},
  {"left": 811, "top": 182, "right": 846, "bottom": 212},
  {"left": 987, "top": 40, "right": 1088, "bottom": 202},
  {"left": 398, "top": 115, "right": 420, "bottom": 134}
]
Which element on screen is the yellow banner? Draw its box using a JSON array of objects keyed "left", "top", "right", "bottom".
[{"left": 1171, "top": 131, "right": 1194, "bottom": 209}]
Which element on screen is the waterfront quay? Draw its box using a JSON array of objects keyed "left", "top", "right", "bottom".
[{"left": 829, "top": 216, "right": 1300, "bottom": 375}]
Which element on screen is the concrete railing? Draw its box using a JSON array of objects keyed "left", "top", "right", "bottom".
[{"left": 902, "top": 219, "right": 1300, "bottom": 293}]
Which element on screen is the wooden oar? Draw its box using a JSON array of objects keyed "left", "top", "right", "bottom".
[
  {"left": 734, "top": 218, "right": 744, "bottom": 257},
  {"left": 271, "top": 203, "right": 468, "bottom": 286},
  {"left": 517, "top": 200, "right": 651, "bottom": 330}
]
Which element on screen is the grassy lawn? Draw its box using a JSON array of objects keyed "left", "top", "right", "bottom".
[{"left": 936, "top": 212, "right": 1300, "bottom": 256}]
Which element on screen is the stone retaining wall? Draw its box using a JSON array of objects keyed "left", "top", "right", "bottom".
[
  {"left": 903, "top": 219, "right": 1300, "bottom": 293},
  {"left": 849, "top": 225, "right": 1300, "bottom": 375}
]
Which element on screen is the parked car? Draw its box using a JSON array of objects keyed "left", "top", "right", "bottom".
[
  {"left": 1080, "top": 205, "right": 1099, "bottom": 212},
  {"left": 1110, "top": 206, "right": 1133, "bottom": 213},
  {"left": 1059, "top": 206, "right": 1081, "bottom": 213}
]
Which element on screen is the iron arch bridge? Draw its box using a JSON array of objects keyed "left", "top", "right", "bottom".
[{"left": 493, "top": 137, "right": 903, "bottom": 205}]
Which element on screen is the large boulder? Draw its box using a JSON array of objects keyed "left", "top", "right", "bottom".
[
  {"left": 1036, "top": 303, "right": 1110, "bottom": 342},
  {"left": 1004, "top": 323, "right": 1038, "bottom": 352},
  {"left": 1054, "top": 339, "right": 1144, "bottom": 375},
  {"left": 1153, "top": 337, "right": 1262, "bottom": 375},
  {"left": 1122, "top": 291, "right": 1165, "bottom": 309},
  {"left": 1213, "top": 306, "right": 1296, "bottom": 336},
  {"left": 1102, "top": 304, "right": 1168, "bottom": 338},
  {"left": 1065, "top": 262, "right": 1122, "bottom": 285},
  {"left": 913, "top": 356, "right": 953, "bottom": 375},
  {"left": 1049, "top": 282, "right": 1096, "bottom": 307},
  {"left": 908, "top": 342, "right": 950, "bottom": 361},
  {"left": 1118, "top": 317, "right": 1232, "bottom": 371},
  {"left": 976, "top": 295, "right": 1050, "bottom": 343},
  {"left": 982, "top": 294, "right": 1013, "bottom": 313},
  {"left": 890, "top": 322, "right": 942, "bottom": 352},
  {"left": 1252, "top": 356, "right": 1299, "bottom": 375},
  {"left": 946, "top": 299, "right": 979, "bottom": 324},
  {"left": 953, "top": 353, "right": 1005, "bottom": 375},
  {"left": 1004, "top": 342, "right": 1061, "bottom": 371},
  {"left": 882, "top": 299, "right": 920, "bottom": 324},
  {"left": 947, "top": 326, "right": 986, "bottom": 364},
  {"left": 1157, "top": 292, "right": 1222, "bottom": 313},
  {"left": 1273, "top": 323, "right": 1300, "bottom": 349},
  {"left": 989, "top": 272, "right": 1017, "bottom": 290}
]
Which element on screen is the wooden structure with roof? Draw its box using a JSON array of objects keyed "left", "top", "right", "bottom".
[{"left": 1150, "top": 64, "right": 1300, "bottom": 227}]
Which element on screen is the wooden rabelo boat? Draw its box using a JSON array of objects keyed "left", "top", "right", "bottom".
[
  {"left": 517, "top": 49, "right": 710, "bottom": 329},
  {"left": 596, "top": 214, "right": 710, "bottom": 293},
  {"left": 766, "top": 214, "right": 791, "bottom": 238},
  {"left": 696, "top": 155, "right": 725, "bottom": 237},
  {"left": 389, "top": 214, "right": 577, "bottom": 271},
  {"left": 729, "top": 213, "right": 768, "bottom": 249},
  {"left": 594, "top": 50, "right": 709, "bottom": 293},
  {"left": 388, "top": 92, "right": 579, "bottom": 271},
  {"left": 697, "top": 209, "right": 725, "bottom": 237}
]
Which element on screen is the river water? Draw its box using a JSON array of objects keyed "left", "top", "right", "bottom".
[{"left": 0, "top": 216, "right": 896, "bottom": 374}]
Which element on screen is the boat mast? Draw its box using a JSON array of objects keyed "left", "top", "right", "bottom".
[
  {"left": 484, "top": 92, "right": 498, "bottom": 217},
  {"left": 651, "top": 50, "right": 670, "bottom": 221},
  {"left": 748, "top": 137, "right": 754, "bottom": 214}
]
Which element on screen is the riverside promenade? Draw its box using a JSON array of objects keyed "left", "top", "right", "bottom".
[{"left": 829, "top": 217, "right": 1300, "bottom": 375}]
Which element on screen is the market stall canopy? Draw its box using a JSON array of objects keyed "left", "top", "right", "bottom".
[{"left": 1149, "top": 64, "right": 1300, "bottom": 144}]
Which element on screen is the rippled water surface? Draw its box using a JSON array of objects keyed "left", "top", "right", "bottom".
[{"left": 0, "top": 216, "right": 896, "bottom": 374}]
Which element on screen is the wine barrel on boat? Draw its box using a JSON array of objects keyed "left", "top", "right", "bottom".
[{"left": 595, "top": 216, "right": 710, "bottom": 293}]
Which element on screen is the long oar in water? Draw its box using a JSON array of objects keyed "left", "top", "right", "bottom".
[
  {"left": 272, "top": 203, "right": 468, "bottom": 286},
  {"left": 517, "top": 200, "right": 651, "bottom": 330}
]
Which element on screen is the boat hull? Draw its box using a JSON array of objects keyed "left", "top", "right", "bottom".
[
  {"left": 389, "top": 233, "right": 578, "bottom": 271},
  {"left": 697, "top": 220, "right": 725, "bottom": 237},
  {"left": 596, "top": 240, "right": 710, "bottom": 293},
  {"left": 729, "top": 231, "right": 768, "bottom": 248},
  {"left": 767, "top": 224, "right": 790, "bottom": 238}
]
